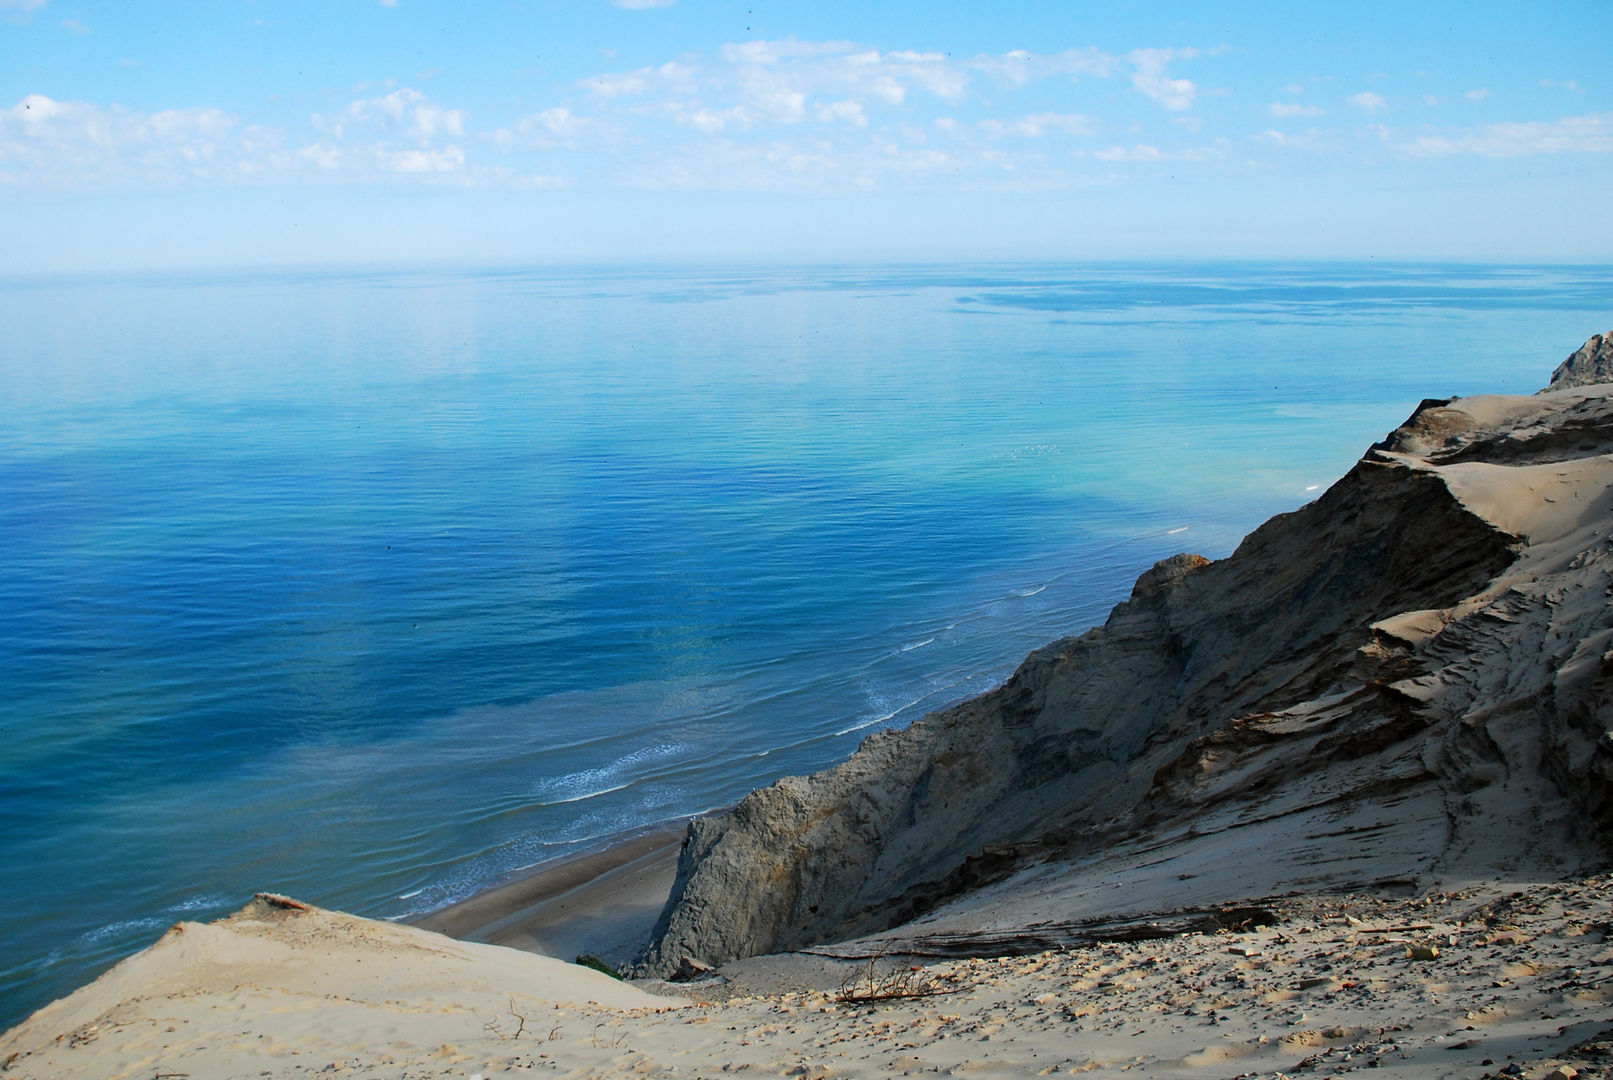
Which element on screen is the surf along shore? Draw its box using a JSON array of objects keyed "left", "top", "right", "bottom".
[{"left": 10, "top": 331, "right": 1613, "bottom": 1079}]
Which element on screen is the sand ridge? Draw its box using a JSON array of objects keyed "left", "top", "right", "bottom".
[{"left": 8, "top": 882, "right": 1613, "bottom": 1080}]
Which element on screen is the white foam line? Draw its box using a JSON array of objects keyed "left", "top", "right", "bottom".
[
  {"left": 900, "top": 637, "right": 935, "bottom": 652},
  {"left": 834, "top": 686, "right": 950, "bottom": 737},
  {"left": 531, "top": 781, "right": 633, "bottom": 807}
]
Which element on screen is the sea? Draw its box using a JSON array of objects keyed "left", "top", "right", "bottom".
[{"left": 2, "top": 262, "right": 1609, "bottom": 1028}]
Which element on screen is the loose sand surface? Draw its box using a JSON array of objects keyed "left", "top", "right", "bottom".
[{"left": 9, "top": 878, "right": 1613, "bottom": 1080}]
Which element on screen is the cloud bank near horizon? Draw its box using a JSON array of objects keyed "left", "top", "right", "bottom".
[{"left": 4, "top": 35, "right": 1607, "bottom": 195}]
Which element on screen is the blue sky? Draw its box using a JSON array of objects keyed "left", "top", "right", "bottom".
[{"left": 2, "top": 0, "right": 1608, "bottom": 269}]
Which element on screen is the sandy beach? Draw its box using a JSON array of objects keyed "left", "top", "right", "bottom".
[{"left": 409, "top": 820, "right": 688, "bottom": 971}]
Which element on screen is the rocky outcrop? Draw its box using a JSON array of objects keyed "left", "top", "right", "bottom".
[
  {"left": 1547, "top": 332, "right": 1613, "bottom": 390},
  {"left": 634, "top": 331, "right": 1613, "bottom": 978}
]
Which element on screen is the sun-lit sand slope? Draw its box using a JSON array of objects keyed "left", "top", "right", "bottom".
[
  {"left": 0, "top": 894, "right": 678, "bottom": 1080},
  {"left": 9, "top": 882, "right": 1613, "bottom": 1079}
]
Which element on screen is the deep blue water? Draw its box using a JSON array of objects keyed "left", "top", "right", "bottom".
[{"left": 1, "top": 263, "right": 1609, "bottom": 1028}]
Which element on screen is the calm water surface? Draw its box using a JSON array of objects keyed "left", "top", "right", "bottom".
[{"left": 2, "top": 263, "right": 1609, "bottom": 1027}]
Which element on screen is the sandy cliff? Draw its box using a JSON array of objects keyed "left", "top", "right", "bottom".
[{"left": 636, "top": 331, "right": 1613, "bottom": 977}]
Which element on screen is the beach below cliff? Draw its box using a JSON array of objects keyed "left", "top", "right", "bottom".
[{"left": 407, "top": 820, "right": 688, "bottom": 972}]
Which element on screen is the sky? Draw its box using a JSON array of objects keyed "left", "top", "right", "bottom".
[{"left": 1, "top": 0, "right": 1609, "bottom": 270}]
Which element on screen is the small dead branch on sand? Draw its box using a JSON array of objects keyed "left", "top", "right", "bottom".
[
  {"left": 592, "top": 1020, "right": 629, "bottom": 1049},
  {"left": 835, "top": 953, "right": 946, "bottom": 1003},
  {"left": 479, "top": 996, "right": 529, "bottom": 1042}
]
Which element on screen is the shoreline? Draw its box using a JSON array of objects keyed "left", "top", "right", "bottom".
[{"left": 407, "top": 818, "right": 690, "bottom": 969}]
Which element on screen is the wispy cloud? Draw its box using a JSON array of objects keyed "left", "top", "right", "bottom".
[
  {"left": 1463, "top": 89, "right": 1492, "bottom": 102},
  {"left": 0, "top": 94, "right": 256, "bottom": 185},
  {"left": 305, "top": 88, "right": 467, "bottom": 172},
  {"left": 615, "top": 0, "right": 676, "bottom": 7},
  {"left": 1349, "top": 91, "right": 1388, "bottom": 114},
  {"left": 0, "top": 87, "right": 477, "bottom": 185},
  {"left": 1128, "top": 48, "right": 1197, "bottom": 111},
  {"left": 568, "top": 39, "right": 1105, "bottom": 137},
  {"left": 44, "top": 36, "right": 1607, "bottom": 194},
  {"left": 0, "top": 0, "right": 47, "bottom": 10},
  {"left": 1384, "top": 113, "right": 1613, "bottom": 158},
  {"left": 1252, "top": 127, "right": 1339, "bottom": 153},
  {"left": 968, "top": 48, "right": 1117, "bottom": 87}
]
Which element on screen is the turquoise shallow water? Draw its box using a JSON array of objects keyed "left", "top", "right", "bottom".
[{"left": 1, "top": 263, "right": 1609, "bottom": 1027}]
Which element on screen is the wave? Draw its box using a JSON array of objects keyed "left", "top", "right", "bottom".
[
  {"left": 834, "top": 682, "right": 961, "bottom": 738},
  {"left": 78, "top": 917, "right": 166, "bottom": 946},
  {"left": 1011, "top": 585, "right": 1046, "bottom": 597},
  {"left": 527, "top": 743, "right": 688, "bottom": 807},
  {"left": 899, "top": 637, "right": 935, "bottom": 652},
  {"left": 166, "top": 894, "right": 230, "bottom": 914}
]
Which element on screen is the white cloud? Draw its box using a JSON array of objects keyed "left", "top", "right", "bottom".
[
  {"left": 0, "top": 94, "right": 252, "bottom": 184},
  {"left": 615, "top": 0, "right": 675, "bottom": 7},
  {"left": 1128, "top": 48, "right": 1197, "bottom": 111},
  {"left": 1094, "top": 143, "right": 1162, "bottom": 161},
  {"left": 60, "top": 16, "right": 88, "bottom": 33},
  {"left": 0, "top": 88, "right": 482, "bottom": 186},
  {"left": 1388, "top": 112, "right": 1613, "bottom": 157},
  {"left": 938, "top": 111, "right": 1097, "bottom": 141},
  {"left": 1463, "top": 89, "right": 1492, "bottom": 102},
  {"left": 312, "top": 88, "right": 466, "bottom": 143},
  {"left": 1349, "top": 91, "right": 1388, "bottom": 113},
  {"left": 384, "top": 146, "right": 464, "bottom": 171},
  {"left": 1283, "top": 83, "right": 1304, "bottom": 94},
  {"left": 1252, "top": 127, "right": 1338, "bottom": 153},
  {"left": 577, "top": 40, "right": 1125, "bottom": 134},
  {"left": 0, "top": 39, "right": 1240, "bottom": 193},
  {"left": 968, "top": 47, "right": 1117, "bottom": 87},
  {"left": 0, "top": 0, "right": 47, "bottom": 9},
  {"left": 308, "top": 88, "right": 468, "bottom": 173},
  {"left": 815, "top": 99, "right": 868, "bottom": 127},
  {"left": 1269, "top": 102, "right": 1324, "bottom": 117}
]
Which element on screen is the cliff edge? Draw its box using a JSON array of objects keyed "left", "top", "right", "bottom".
[{"left": 635, "top": 330, "right": 1613, "bottom": 976}]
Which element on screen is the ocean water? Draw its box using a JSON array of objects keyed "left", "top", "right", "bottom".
[{"left": 1, "top": 263, "right": 1608, "bottom": 1028}]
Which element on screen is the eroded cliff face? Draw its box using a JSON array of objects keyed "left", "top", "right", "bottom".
[{"left": 634, "top": 332, "right": 1613, "bottom": 978}]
